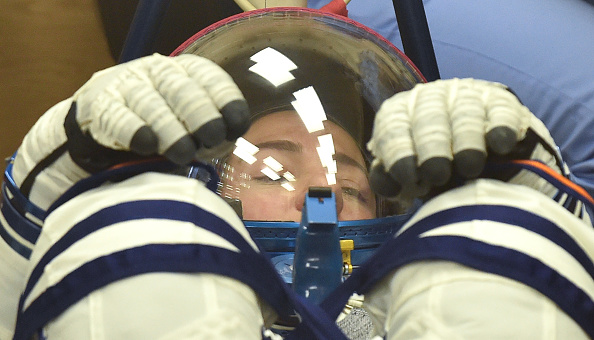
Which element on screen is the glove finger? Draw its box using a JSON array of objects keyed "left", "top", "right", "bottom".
[
  {"left": 368, "top": 90, "right": 430, "bottom": 197},
  {"left": 388, "top": 155, "right": 419, "bottom": 189},
  {"left": 484, "top": 84, "right": 529, "bottom": 155},
  {"left": 411, "top": 82, "right": 452, "bottom": 186},
  {"left": 419, "top": 157, "right": 452, "bottom": 185},
  {"left": 453, "top": 149, "right": 486, "bottom": 179},
  {"left": 367, "top": 92, "right": 414, "bottom": 179},
  {"left": 486, "top": 126, "right": 517, "bottom": 155},
  {"left": 369, "top": 156, "right": 432, "bottom": 204},
  {"left": 449, "top": 81, "right": 487, "bottom": 179},
  {"left": 219, "top": 99, "right": 251, "bottom": 140},
  {"left": 149, "top": 55, "right": 227, "bottom": 149},
  {"left": 129, "top": 126, "right": 159, "bottom": 155},
  {"left": 86, "top": 88, "right": 158, "bottom": 155},
  {"left": 369, "top": 159, "right": 402, "bottom": 197},
  {"left": 163, "top": 135, "right": 200, "bottom": 165},
  {"left": 388, "top": 155, "right": 431, "bottom": 198},
  {"left": 120, "top": 74, "right": 198, "bottom": 164},
  {"left": 176, "top": 55, "right": 251, "bottom": 141}
]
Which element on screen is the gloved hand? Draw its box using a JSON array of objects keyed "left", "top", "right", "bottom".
[
  {"left": 10, "top": 53, "right": 250, "bottom": 211},
  {"left": 367, "top": 78, "right": 565, "bottom": 206}
]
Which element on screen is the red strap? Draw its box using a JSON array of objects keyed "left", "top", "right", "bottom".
[{"left": 320, "top": 0, "right": 348, "bottom": 17}]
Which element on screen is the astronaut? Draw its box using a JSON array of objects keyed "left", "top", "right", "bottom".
[{"left": 2, "top": 7, "right": 594, "bottom": 340}]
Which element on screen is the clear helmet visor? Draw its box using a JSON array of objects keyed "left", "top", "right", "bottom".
[{"left": 173, "top": 8, "right": 425, "bottom": 222}]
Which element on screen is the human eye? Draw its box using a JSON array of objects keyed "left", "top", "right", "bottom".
[
  {"left": 251, "top": 166, "right": 291, "bottom": 185},
  {"left": 252, "top": 175, "right": 285, "bottom": 184},
  {"left": 341, "top": 185, "right": 369, "bottom": 204}
]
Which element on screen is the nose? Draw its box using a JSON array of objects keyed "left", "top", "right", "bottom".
[{"left": 294, "top": 180, "right": 344, "bottom": 218}]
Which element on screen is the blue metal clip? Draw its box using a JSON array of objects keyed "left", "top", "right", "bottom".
[{"left": 292, "top": 187, "right": 342, "bottom": 304}]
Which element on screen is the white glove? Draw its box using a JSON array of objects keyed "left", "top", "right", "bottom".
[
  {"left": 367, "top": 78, "right": 565, "bottom": 205},
  {"left": 11, "top": 53, "right": 250, "bottom": 210}
]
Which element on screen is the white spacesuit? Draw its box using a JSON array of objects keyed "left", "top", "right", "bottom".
[{"left": 2, "top": 7, "right": 594, "bottom": 340}]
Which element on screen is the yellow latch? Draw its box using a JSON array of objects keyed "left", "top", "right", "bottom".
[{"left": 340, "top": 239, "right": 354, "bottom": 275}]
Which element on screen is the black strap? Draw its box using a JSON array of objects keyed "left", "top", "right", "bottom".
[
  {"left": 19, "top": 143, "right": 68, "bottom": 198},
  {"left": 64, "top": 101, "right": 146, "bottom": 173}
]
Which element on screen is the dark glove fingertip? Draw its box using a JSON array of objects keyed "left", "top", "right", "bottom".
[
  {"left": 130, "top": 126, "right": 158, "bottom": 156},
  {"left": 419, "top": 157, "right": 451, "bottom": 186},
  {"left": 369, "top": 164, "right": 402, "bottom": 197},
  {"left": 487, "top": 126, "right": 517, "bottom": 155},
  {"left": 388, "top": 156, "right": 419, "bottom": 186},
  {"left": 453, "top": 149, "right": 486, "bottom": 179},
  {"left": 195, "top": 118, "right": 226, "bottom": 148},
  {"left": 164, "top": 135, "right": 197, "bottom": 165},
  {"left": 221, "top": 99, "right": 251, "bottom": 140}
]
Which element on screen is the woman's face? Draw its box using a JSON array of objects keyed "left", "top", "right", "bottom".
[{"left": 222, "top": 111, "right": 376, "bottom": 222}]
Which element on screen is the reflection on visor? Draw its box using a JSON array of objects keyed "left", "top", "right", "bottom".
[
  {"left": 291, "top": 86, "right": 327, "bottom": 133},
  {"left": 220, "top": 110, "right": 376, "bottom": 222},
  {"left": 231, "top": 131, "right": 339, "bottom": 190},
  {"left": 263, "top": 156, "right": 283, "bottom": 172},
  {"left": 249, "top": 47, "right": 297, "bottom": 87},
  {"left": 217, "top": 41, "right": 382, "bottom": 221},
  {"left": 233, "top": 137, "right": 259, "bottom": 164},
  {"left": 175, "top": 8, "right": 425, "bottom": 221},
  {"left": 250, "top": 47, "right": 328, "bottom": 133},
  {"left": 243, "top": 48, "right": 337, "bottom": 190}
]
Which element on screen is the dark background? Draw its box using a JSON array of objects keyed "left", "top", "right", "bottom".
[{"left": 96, "top": 0, "right": 242, "bottom": 61}]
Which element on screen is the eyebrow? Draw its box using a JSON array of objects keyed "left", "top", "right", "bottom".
[
  {"left": 255, "top": 140, "right": 303, "bottom": 152},
  {"left": 256, "top": 140, "right": 368, "bottom": 174},
  {"left": 334, "top": 152, "right": 368, "bottom": 175}
]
